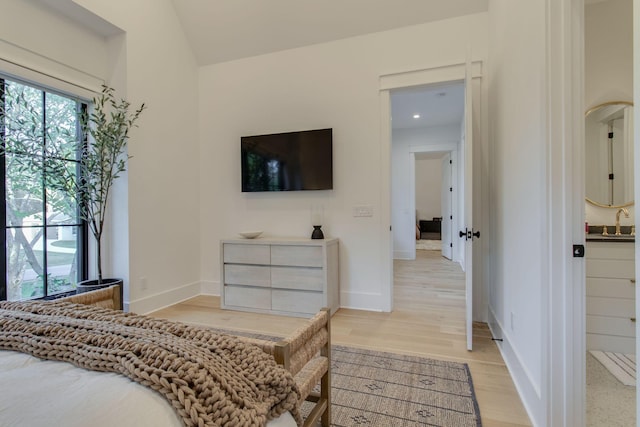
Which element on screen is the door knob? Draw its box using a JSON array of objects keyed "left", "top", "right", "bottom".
[{"left": 459, "top": 228, "right": 481, "bottom": 240}]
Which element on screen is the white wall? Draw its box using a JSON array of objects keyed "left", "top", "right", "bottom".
[
  {"left": 1, "top": 0, "right": 201, "bottom": 313},
  {"left": 1, "top": 2, "right": 489, "bottom": 315},
  {"left": 585, "top": 0, "right": 633, "bottom": 109},
  {"left": 0, "top": 0, "right": 109, "bottom": 291},
  {"left": 488, "top": 1, "right": 546, "bottom": 425},
  {"left": 415, "top": 157, "right": 443, "bottom": 221},
  {"left": 67, "top": 0, "right": 201, "bottom": 313},
  {"left": 634, "top": 0, "right": 640, "bottom": 417},
  {"left": 392, "top": 125, "right": 460, "bottom": 260},
  {"left": 584, "top": 0, "right": 634, "bottom": 226},
  {"left": 0, "top": 0, "right": 108, "bottom": 89},
  {"left": 199, "top": 14, "right": 488, "bottom": 310}
]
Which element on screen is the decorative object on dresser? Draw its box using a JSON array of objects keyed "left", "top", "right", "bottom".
[
  {"left": 221, "top": 237, "right": 339, "bottom": 317},
  {"left": 311, "top": 226, "right": 324, "bottom": 239},
  {"left": 239, "top": 230, "right": 263, "bottom": 239},
  {"left": 311, "top": 204, "right": 325, "bottom": 239}
]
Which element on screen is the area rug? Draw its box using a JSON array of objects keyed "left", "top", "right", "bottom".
[
  {"left": 416, "top": 240, "right": 442, "bottom": 251},
  {"left": 309, "top": 345, "right": 482, "bottom": 426},
  {"left": 589, "top": 350, "right": 636, "bottom": 386},
  {"left": 214, "top": 328, "right": 482, "bottom": 426}
]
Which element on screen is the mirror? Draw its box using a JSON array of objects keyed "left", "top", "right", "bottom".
[{"left": 585, "top": 101, "right": 634, "bottom": 208}]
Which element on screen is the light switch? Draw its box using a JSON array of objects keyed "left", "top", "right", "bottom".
[{"left": 353, "top": 205, "right": 373, "bottom": 217}]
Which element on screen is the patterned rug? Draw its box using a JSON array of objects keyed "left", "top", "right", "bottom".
[
  {"left": 311, "top": 345, "right": 482, "bottom": 426},
  {"left": 214, "top": 328, "right": 482, "bottom": 426}
]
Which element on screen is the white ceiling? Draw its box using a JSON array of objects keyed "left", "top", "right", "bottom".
[
  {"left": 391, "top": 82, "right": 464, "bottom": 130},
  {"left": 170, "top": 1, "right": 480, "bottom": 131},
  {"left": 171, "top": 0, "right": 488, "bottom": 66}
]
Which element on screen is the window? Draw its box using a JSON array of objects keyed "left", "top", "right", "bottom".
[{"left": 0, "top": 77, "right": 87, "bottom": 301}]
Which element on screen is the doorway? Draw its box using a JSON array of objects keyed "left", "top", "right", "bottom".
[
  {"left": 415, "top": 151, "right": 453, "bottom": 260},
  {"left": 389, "top": 82, "right": 464, "bottom": 264},
  {"left": 379, "top": 60, "right": 484, "bottom": 351},
  {"left": 389, "top": 81, "right": 467, "bottom": 320},
  {"left": 583, "top": 1, "right": 635, "bottom": 425}
]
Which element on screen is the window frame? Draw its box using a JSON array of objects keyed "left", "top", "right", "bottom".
[{"left": 0, "top": 76, "right": 89, "bottom": 301}]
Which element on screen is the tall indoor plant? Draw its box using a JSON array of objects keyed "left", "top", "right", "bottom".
[
  {"left": 2, "top": 85, "right": 145, "bottom": 292},
  {"left": 73, "top": 86, "right": 146, "bottom": 291}
]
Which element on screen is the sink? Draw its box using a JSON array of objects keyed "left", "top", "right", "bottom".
[
  {"left": 587, "top": 234, "right": 635, "bottom": 242},
  {"left": 587, "top": 225, "right": 635, "bottom": 241}
]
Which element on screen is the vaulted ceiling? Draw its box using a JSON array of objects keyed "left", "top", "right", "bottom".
[{"left": 171, "top": 0, "right": 488, "bottom": 66}]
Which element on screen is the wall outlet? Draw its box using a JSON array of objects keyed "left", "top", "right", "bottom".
[{"left": 140, "top": 276, "right": 148, "bottom": 290}]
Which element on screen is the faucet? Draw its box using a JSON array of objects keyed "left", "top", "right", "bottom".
[{"left": 615, "top": 207, "right": 630, "bottom": 235}]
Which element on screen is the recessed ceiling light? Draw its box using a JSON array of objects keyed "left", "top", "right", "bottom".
[{"left": 413, "top": 114, "right": 420, "bottom": 119}]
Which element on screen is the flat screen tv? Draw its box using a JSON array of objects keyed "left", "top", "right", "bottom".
[{"left": 241, "top": 128, "right": 333, "bottom": 192}]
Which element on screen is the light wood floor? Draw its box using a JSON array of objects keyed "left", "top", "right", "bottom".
[{"left": 149, "top": 249, "right": 531, "bottom": 427}]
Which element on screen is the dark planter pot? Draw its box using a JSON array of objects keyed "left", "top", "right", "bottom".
[{"left": 76, "top": 278, "right": 123, "bottom": 294}]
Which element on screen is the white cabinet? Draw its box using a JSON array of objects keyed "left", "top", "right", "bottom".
[
  {"left": 221, "top": 237, "right": 339, "bottom": 317},
  {"left": 586, "top": 241, "right": 635, "bottom": 354}
]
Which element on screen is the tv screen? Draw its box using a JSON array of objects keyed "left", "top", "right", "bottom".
[{"left": 241, "top": 128, "right": 333, "bottom": 192}]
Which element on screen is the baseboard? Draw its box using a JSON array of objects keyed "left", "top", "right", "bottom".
[
  {"left": 487, "top": 307, "right": 543, "bottom": 427},
  {"left": 200, "top": 280, "right": 219, "bottom": 296},
  {"left": 128, "top": 281, "right": 202, "bottom": 314},
  {"left": 394, "top": 250, "right": 414, "bottom": 260},
  {"left": 340, "top": 290, "right": 387, "bottom": 312},
  {"left": 129, "top": 282, "right": 382, "bottom": 315}
]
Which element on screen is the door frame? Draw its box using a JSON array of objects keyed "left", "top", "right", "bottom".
[
  {"left": 379, "top": 61, "right": 484, "bottom": 314},
  {"left": 567, "top": 0, "right": 640, "bottom": 425},
  {"left": 548, "top": 0, "right": 586, "bottom": 425},
  {"left": 410, "top": 147, "right": 459, "bottom": 262},
  {"left": 441, "top": 152, "right": 454, "bottom": 261}
]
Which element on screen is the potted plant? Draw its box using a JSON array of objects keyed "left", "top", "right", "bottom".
[
  {"left": 73, "top": 86, "right": 146, "bottom": 293},
  {"left": 2, "top": 85, "right": 145, "bottom": 294}
]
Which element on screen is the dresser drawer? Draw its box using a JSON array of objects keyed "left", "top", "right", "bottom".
[
  {"left": 220, "top": 238, "right": 339, "bottom": 317},
  {"left": 225, "top": 285, "right": 271, "bottom": 310},
  {"left": 271, "top": 245, "right": 323, "bottom": 267},
  {"left": 224, "top": 264, "right": 270, "bottom": 287},
  {"left": 271, "top": 267, "right": 323, "bottom": 291},
  {"left": 272, "top": 289, "right": 323, "bottom": 314},
  {"left": 223, "top": 244, "right": 270, "bottom": 264}
]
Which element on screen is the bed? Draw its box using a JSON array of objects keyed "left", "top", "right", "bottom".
[{"left": 0, "top": 285, "right": 331, "bottom": 427}]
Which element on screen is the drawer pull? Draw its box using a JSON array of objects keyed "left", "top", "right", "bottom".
[
  {"left": 631, "top": 318, "right": 636, "bottom": 323},
  {"left": 631, "top": 279, "right": 637, "bottom": 284}
]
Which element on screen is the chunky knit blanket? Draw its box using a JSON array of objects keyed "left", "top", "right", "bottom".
[{"left": 0, "top": 301, "right": 301, "bottom": 427}]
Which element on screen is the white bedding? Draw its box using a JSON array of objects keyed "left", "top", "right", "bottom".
[{"left": 0, "top": 350, "right": 296, "bottom": 427}]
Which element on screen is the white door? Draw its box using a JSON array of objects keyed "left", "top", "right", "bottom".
[
  {"left": 441, "top": 153, "right": 453, "bottom": 259},
  {"left": 461, "top": 58, "right": 476, "bottom": 351}
]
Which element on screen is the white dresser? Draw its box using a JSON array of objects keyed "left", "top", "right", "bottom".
[
  {"left": 586, "top": 240, "right": 635, "bottom": 354},
  {"left": 221, "top": 237, "right": 339, "bottom": 317}
]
